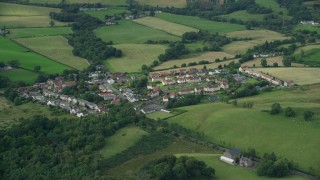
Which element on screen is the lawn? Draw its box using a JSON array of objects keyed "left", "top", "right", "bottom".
[
  {"left": 177, "top": 154, "right": 307, "bottom": 180},
  {"left": 295, "top": 24, "right": 320, "bottom": 34},
  {"left": 0, "top": 69, "right": 39, "bottom": 84},
  {"left": 146, "top": 111, "right": 175, "bottom": 120},
  {"left": 156, "top": 13, "right": 246, "bottom": 34},
  {"left": 137, "top": 0, "right": 186, "bottom": 8},
  {"left": 104, "top": 44, "right": 166, "bottom": 72},
  {"left": 95, "top": 20, "right": 180, "bottom": 44},
  {"left": 134, "top": 16, "right": 198, "bottom": 36},
  {"left": 252, "top": 67, "right": 320, "bottom": 85},
  {"left": 220, "top": 10, "right": 265, "bottom": 22},
  {"left": 154, "top": 51, "right": 234, "bottom": 70},
  {"left": 223, "top": 29, "right": 289, "bottom": 54},
  {"left": 8, "top": 27, "right": 73, "bottom": 39},
  {"left": 242, "top": 56, "right": 304, "bottom": 68},
  {"left": 167, "top": 84, "right": 320, "bottom": 175},
  {"left": 15, "top": 36, "right": 89, "bottom": 70},
  {"left": 0, "top": 37, "right": 70, "bottom": 74},
  {"left": 100, "top": 126, "right": 148, "bottom": 159},
  {"left": 84, "top": 7, "right": 128, "bottom": 21},
  {"left": 294, "top": 44, "right": 320, "bottom": 66}
]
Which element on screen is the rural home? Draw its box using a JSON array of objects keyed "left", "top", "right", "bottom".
[
  {"left": 204, "top": 85, "right": 220, "bottom": 94},
  {"left": 141, "top": 107, "right": 156, "bottom": 114},
  {"left": 169, "top": 92, "right": 176, "bottom": 99},
  {"left": 240, "top": 156, "right": 253, "bottom": 167},
  {"left": 149, "top": 90, "right": 160, "bottom": 98},
  {"left": 220, "top": 149, "right": 241, "bottom": 165},
  {"left": 162, "top": 79, "right": 175, "bottom": 86},
  {"left": 178, "top": 88, "right": 194, "bottom": 95},
  {"left": 194, "top": 87, "right": 203, "bottom": 94},
  {"left": 163, "top": 95, "right": 169, "bottom": 102}
]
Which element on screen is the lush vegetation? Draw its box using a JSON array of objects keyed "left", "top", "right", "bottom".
[
  {"left": 257, "top": 152, "right": 292, "bottom": 178},
  {"left": 8, "top": 27, "right": 73, "bottom": 39}
]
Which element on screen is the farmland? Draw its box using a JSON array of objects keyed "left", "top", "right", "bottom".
[
  {"left": 7, "top": 27, "right": 73, "bottom": 39},
  {"left": 104, "top": 44, "right": 166, "bottom": 72},
  {"left": 134, "top": 16, "right": 198, "bottom": 36},
  {"left": 253, "top": 67, "right": 320, "bottom": 85},
  {"left": 167, "top": 84, "right": 320, "bottom": 174},
  {"left": 156, "top": 13, "right": 246, "bottom": 34},
  {"left": 146, "top": 111, "right": 175, "bottom": 120},
  {"left": 0, "top": 69, "right": 39, "bottom": 84},
  {"left": 294, "top": 44, "right": 320, "bottom": 66},
  {"left": 0, "top": 36, "right": 70, "bottom": 74},
  {"left": 220, "top": 10, "right": 265, "bottom": 22},
  {"left": 100, "top": 126, "right": 148, "bottom": 159},
  {"left": 137, "top": 0, "right": 186, "bottom": 8},
  {"left": 65, "top": 0, "right": 127, "bottom": 5},
  {"left": 0, "top": 2, "right": 61, "bottom": 16},
  {"left": 96, "top": 20, "right": 180, "bottom": 44},
  {"left": 242, "top": 56, "right": 304, "bottom": 68},
  {"left": 15, "top": 36, "right": 89, "bottom": 70},
  {"left": 255, "top": 0, "right": 288, "bottom": 14},
  {"left": 154, "top": 51, "right": 234, "bottom": 70},
  {"left": 84, "top": 7, "right": 128, "bottom": 21}
]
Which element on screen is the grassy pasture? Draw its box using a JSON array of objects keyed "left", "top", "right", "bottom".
[
  {"left": 223, "top": 29, "right": 289, "bottom": 54},
  {"left": 65, "top": 0, "right": 127, "bottom": 5},
  {"left": 8, "top": 27, "right": 73, "bottom": 39},
  {"left": 137, "top": 0, "right": 186, "bottom": 8},
  {"left": 294, "top": 44, "right": 320, "bottom": 66},
  {"left": 220, "top": 10, "right": 265, "bottom": 22},
  {"left": 295, "top": 24, "right": 320, "bottom": 34},
  {"left": 15, "top": 36, "right": 89, "bottom": 70},
  {"left": 0, "top": 37, "right": 70, "bottom": 74},
  {"left": 154, "top": 51, "right": 234, "bottom": 70},
  {"left": 177, "top": 154, "right": 307, "bottom": 180},
  {"left": 0, "top": 69, "right": 39, "bottom": 83},
  {"left": 96, "top": 20, "right": 180, "bottom": 44},
  {"left": 0, "top": 2, "right": 61, "bottom": 16},
  {"left": 253, "top": 67, "right": 320, "bottom": 85},
  {"left": 0, "top": 16, "right": 67, "bottom": 28},
  {"left": 255, "top": 0, "right": 288, "bottom": 14},
  {"left": 156, "top": 13, "right": 246, "bottom": 34},
  {"left": 84, "top": 7, "right": 128, "bottom": 21},
  {"left": 242, "top": 56, "right": 304, "bottom": 68},
  {"left": 134, "top": 16, "right": 198, "bottom": 36},
  {"left": 100, "top": 126, "right": 148, "bottom": 159},
  {"left": 146, "top": 111, "right": 175, "bottom": 120},
  {"left": 29, "top": 0, "right": 62, "bottom": 3},
  {"left": 105, "top": 44, "right": 166, "bottom": 72}
]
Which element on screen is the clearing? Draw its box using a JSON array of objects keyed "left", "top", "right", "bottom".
[
  {"left": 134, "top": 16, "right": 198, "bottom": 36},
  {"left": 104, "top": 44, "right": 166, "bottom": 72},
  {"left": 7, "top": 27, "right": 73, "bottom": 39},
  {"left": 15, "top": 36, "right": 89, "bottom": 70}
]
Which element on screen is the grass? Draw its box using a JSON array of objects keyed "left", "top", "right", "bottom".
[
  {"left": 15, "top": 36, "right": 89, "bottom": 70},
  {"left": 137, "top": 0, "right": 186, "bottom": 8},
  {"left": 252, "top": 67, "right": 320, "bottom": 85},
  {"left": 294, "top": 44, "right": 320, "bottom": 66},
  {"left": 255, "top": 0, "right": 288, "bottom": 14},
  {"left": 0, "top": 96, "right": 72, "bottom": 129},
  {"left": 0, "top": 2, "right": 61, "bottom": 16},
  {"left": 0, "top": 36, "right": 70, "bottom": 74},
  {"left": 0, "top": 16, "right": 67, "bottom": 28},
  {"left": 95, "top": 20, "right": 180, "bottom": 44},
  {"left": 177, "top": 154, "right": 308, "bottom": 180},
  {"left": 0, "top": 69, "right": 39, "bottom": 83},
  {"left": 167, "top": 84, "right": 320, "bottom": 175},
  {"left": 156, "top": 13, "right": 246, "bottom": 34},
  {"left": 242, "top": 56, "right": 304, "bottom": 68},
  {"left": 100, "top": 126, "right": 148, "bottom": 159},
  {"left": 223, "top": 29, "right": 289, "bottom": 54},
  {"left": 134, "top": 16, "right": 198, "bottom": 36},
  {"left": 65, "top": 0, "right": 127, "bottom": 5},
  {"left": 154, "top": 51, "right": 234, "bottom": 70},
  {"left": 146, "top": 111, "right": 175, "bottom": 120},
  {"left": 295, "top": 24, "right": 320, "bottom": 34},
  {"left": 104, "top": 44, "right": 166, "bottom": 72},
  {"left": 84, "top": 7, "right": 128, "bottom": 21},
  {"left": 220, "top": 10, "right": 265, "bottom": 22},
  {"left": 29, "top": 0, "right": 62, "bottom": 3},
  {"left": 7, "top": 27, "right": 73, "bottom": 39}
]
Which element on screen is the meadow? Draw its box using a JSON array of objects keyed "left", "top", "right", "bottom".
[
  {"left": 0, "top": 69, "right": 39, "bottom": 84},
  {"left": 100, "top": 126, "right": 148, "bottom": 159},
  {"left": 0, "top": 16, "right": 67, "bottom": 28},
  {"left": 156, "top": 13, "right": 246, "bottom": 34},
  {"left": 0, "top": 37, "right": 70, "bottom": 74},
  {"left": 220, "top": 10, "right": 265, "bottom": 22},
  {"left": 84, "top": 7, "right": 128, "bottom": 21},
  {"left": 65, "top": 0, "right": 127, "bottom": 5},
  {"left": 8, "top": 27, "right": 73, "bottom": 39},
  {"left": 295, "top": 24, "right": 320, "bottom": 34},
  {"left": 242, "top": 56, "right": 304, "bottom": 68},
  {"left": 253, "top": 67, "right": 320, "bottom": 85},
  {"left": 177, "top": 154, "right": 307, "bottom": 180},
  {"left": 223, "top": 29, "right": 289, "bottom": 54},
  {"left": 146, "top": 111, "right": 175, "bottom": 120},
  {"left": 104, "top": 44, "right": 166, "bottom": 72},
  {"left": 167, "top": 84, "right": 320, "bottom": 174},
  {"left": 255, "top": 0, "right": 288, "bottom": 14},
  {"left": 137, "top": 0, "right": 186, "bottom": 8},
  {"left": 134, "top": 16, "right": 198, "bottom": 36},
  {"left": 15, "top": 36, "right": 89, "bottom": 70},
  {"left": 294, "top": 44, "right": 320, "bottom": 66},
  {"left": 154, "top": 51, "right": 234, "bottom": 70},
  {"left": 0, "top": 2, "right": 61, "bottom": 16},
  {"left": 95, "top": 20, "right": 180, "bottom": 44}
]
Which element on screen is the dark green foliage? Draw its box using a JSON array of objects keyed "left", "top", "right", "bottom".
[
  {"left": 34, "top": 65, "right": 41, "bottom": 72},
  {"left": 257, "top": 152, "right": 291, "bottom": 178},
  {"left": 231, "top": 84, "right": 258, "bottom": 98},
  {"left": 0, "top": 75, "right": 10, "bottom": 88},
  {"left": 35, "top": 74, "right": 49, "bottom": 83},
  {"left": 273, "top": 62, "right": 278, "bottom": 67},
  {"left": 168, "top": 95, "right": 202, "bottom": 109},
  {"left": 158, "top": 43, "right": 189, "bottom": 62},
  {"left": 282, "top": 56, "right": 292, "bottom": 67},
  {"left": 270, "top": 103, "right": 282, "bottom": 115},
  {"left": 131, "top": 76, "right": 148, "bottom": 89},
  {"left": 284, "top": 107, "right": 295, "bottom": 117},
  {"left": 81, "top": 92, "right": 104, "bottom": 103},
  {"left": 4, "top": 88, "right": 19, "bottom": 102},
  {"left": 140, "top": 155, "right": 215, "bottom": 180},
  {"left": 260, "top": 58, "right": 267, "bottom": 67},
  {"left": 247, "top": 4, "right": 272, "bottom": 14},
  {"left": 7, "top": 60, "right": 20, "bottom": 68},
  {"left": 0, "top": 62, "right": 5, "bottom": 68},
  {"left": 304, "top": 110, "right": 314, "bottom": 121}
]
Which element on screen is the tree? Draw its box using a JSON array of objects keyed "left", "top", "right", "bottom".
[
  {"left": 8, "top": 60, "right": 20, "bottom": 68},
  {"left": 304, "top": 110, "right": 314, "bottom": 121},
  {"left": 270, "top": 103, "right": 282, "bottom": 115},
  {"left": 284, "top": 107, "right": 295, "bottom": 117},
  {"left": 181, "top": 63, "right": 186, "bottom": 67},
  {"left": 257, "top": 152, "right": 290, "bottom": 178},
  {"left": 34, "top": 65, "right": 41, "bottom": 72},
  {"left": 50, "top": 20, "right": 55, "bottom": 27},
  {"left": 273, "top": 62, "right": 278, "bottom": 67},
  {"left": 282, "top": 57, "right": 292, "bottom": 67},
  {"left": 260, "top": 58, "right": 267, "bottom": 67},
  {"left": 232, "top": 100, "right": 238, "bottom": 106},
  {"left": 0, "top": 62, "right": 5, "bottom": 68},
  {"left": 149, "top": 10, "right": 155, "bottom": 16}
]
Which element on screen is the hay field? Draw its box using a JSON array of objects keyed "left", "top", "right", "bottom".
[
  {"left": 154, "top": 52, "right": 234, "bottom": 70},
  {"left": 242, "top": 56, "right": 304, "bottom": 67},
  {"left": 0, "top": 16, "right": 67, "bottom": 28},
  {"left": 15, "top": 36, "right": 89, "bottom": 70},
  {"left": 105, "top": 44, "right": 166, "bottom": 72},
  {"left": 134, "top": 16, "right": 198, "bottom": 36},
  {"left": 137, "top": 0, "right": 186, "bottom": 7},
  {"left": 294, "top": 45, "right": 320, "bottom": 66},
  {"left": 253, "top": 67, "right": 320, "bottom": 85},
  {"left": 0, "top": 2, "right": 61, "bottom": 16},
  {"left": 8, "top": 27, "right": 73, "bottom": 39},
  {"left": 65, "top": 0, "right": 127, "bottom": 5},
  {"left": 0, "top": 69, "right": 39, "bottom": 84}
]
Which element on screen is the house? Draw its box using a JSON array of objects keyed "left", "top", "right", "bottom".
[
  {"left": 165, "top": 76, "right": 173, "bottom": 80},
  {"left": 169, "top": 92, "right": 176, "bottom": 99},
  {"left": 194, "top": 87, "right": 203, "bottom": 94},
  {"left": 127, "top": 94, "right": 139, "bottom": 102},
  {"left": 111, "top": 96, "right": 121, "bottom": 105},
  {"left": 220, "top": 81, "right": 229, "bottom": 89},
  {"left": 284, "top": 80, "right": 295, "bottom": 87},
  {"left": 60, "top": 95, "right": 69, "bottom": 101},
  {"left": 220, "top": 156, "right": 236, "bottom": 165},
  {"left": 78, "top": 99, "right": 89, "bottom": 106},
  {"left": 178, "top": 88, "right": 194, "bottom": 95},
  {"left": 47, "top": 100, "right": 57, "bottom": 106},
  {"left": 240, "top": 156, "right": 253, "bottom": 167},
  {"left": 107, "top": 78, "right": 115, "bottom": 84},
  {"left": 162, "top": 80, "right": 175, "bottom": 86},
  {"left": 149, "top": 90, "right": 159, "bottom": 98},
  {"left": 141, "top": 107, "right": 156, "bottom": 114},
  {"left": 220, "top": 149, "right": 241, "bottom": 165},
  {"left": 86, "top": 102, "right": 98, "bottom": 110},
  {"left": 77, "top": 112, "right": 85, "bottom": 117},
  {"left": 177, "top": 78, "right": 186, "bottom": 84},
  {"left": 233, "top": 75, "right": 246, "bottom": 83},
  {"left": 163, "top": 95, "right": 169, "bottom": 102},
  {"left": 204, "top": 85, "right": 220, "bottom": 94},
  {"left": 147, "top": 84, "right": 156, "bottom": 90},
  {"left": 59, "top": 101, "right": 70, "bottom": 110}
]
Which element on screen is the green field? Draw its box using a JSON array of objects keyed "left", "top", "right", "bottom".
[
  {"left": 146, "top": 111, "right": 175, "bottom": 120},
  {"left": 100, "top": 126, "right": 148, "bottom": 159},
  {"left": 96, "top": 20, "right": 180, "bottom": 44},
  {"left": 167, "top": 85, "right": 320, "bottom": 175},
  {"left": 253, "top": 67, "right": 320, "bottom": 85},
  {"left": 242, "top": 56, "right": 304, "bottom": 68},
  {"left": 8, "top": 27, "right": 73, "bottom": 39},
  {"left": 256, "top": 0, "right": 288, "bottom": 13},
  {"left": 15, "top": 36, "right": 89, "bottom": 70},
  {"left": 84, "top": 7, "right": 128, "bottom": 21},
  {"left": 0, "top": 37, "right": 70, "bottom": 74},
  {"left": 0, "top": 2, "right": 61, "bottom": 16},
  {"left": 137, "top": 0, "right": 186, "bottom": 7},
  {"left": 177, "top": 154, "right": 307, "bottom": 180},
  {"left": 295, "top": 24, "right": 320, "bottom": 34},
  {"left": 105, "top": 44, "right": 166, "bottom": 72},
  {"left": 134, "top": 16, "right": 198, "bottom": 36},
  {"left": 0, "top": 69, "right": 39, "bottom": 83},
  {"left": 66, "top": 0, "right": 127, "bottom": 5},
  {"left": 156, "top": 13, "right": 246, "bottom": 34},
  {"left": 220, "top": 10, "right": 265, "bottom": 22},
  {"left": 29, "top": 0, "right": 62, "bottom": 3},
  {"left": 294, "top": 44, "right": 320, "bottom": 66}
]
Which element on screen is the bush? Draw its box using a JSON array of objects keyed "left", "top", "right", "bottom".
[
  {"left": 284, "top": 107, "right": 295, "bottom": 117},
  {"left": 270, "top": 103, "right": 282, "bottom": 115},
  {"left": 304, "top": 110, "right": 314, "bottom": 121},
  {"left": 257, "top": 152, "right": 291, "bottom": 178}
]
